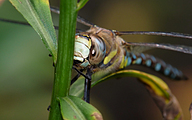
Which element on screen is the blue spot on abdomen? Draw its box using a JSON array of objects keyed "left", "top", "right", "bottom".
[
  {"left": 155, "top": 63, "right": 161, "bottom": 71},
  {"left": 135, "top": 58, "right": 142, "bottom": 64},
  {"left": 145, "top": 60, "right": 151, "bottom": 67}
]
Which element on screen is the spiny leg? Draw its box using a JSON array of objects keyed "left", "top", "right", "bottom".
[
  {"left": 71, "top": 73, "right": 81, "bottom": 85},
  {"left": 84, "top": 68, "right": 92, "bottom": 103},
  {"left": 72, "top": 66, "right": 90, "bottom": 80},
  {"left": 72, "top": 66, "right": 92, "bottom": 103},
  {"left": 71, "top": 67, "right": 84, "bottom": 85}
]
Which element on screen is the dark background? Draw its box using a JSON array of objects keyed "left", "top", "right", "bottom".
[{"left": 0, "top": 0, "right": 192, "bottom": 119}]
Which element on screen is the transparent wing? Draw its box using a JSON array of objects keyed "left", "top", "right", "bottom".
[
  {"left": 129, "top": 46, "right": 153, "bottom": 54},
  {"left": 115, "top": 31, "right": 192, "bottom": 39},
  {"left": 124, "top": 42, "right": 192, "bottom": 54},
  {"left": 116, "top": 30, "right": 192, "bottom": 54},
  {"left": 0, "top": 18, "right": 59, "bottom": 30},
  {"left": 50, "top": 6, "right": 95, "bottom": 27}
]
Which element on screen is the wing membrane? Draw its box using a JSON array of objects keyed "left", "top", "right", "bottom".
[
  {"left": 2, "top": 7, "right": 192, "bottom": 55},
  {"left": 129, "top": 46, "right": 153, "bottom": 54},
  {"left": 125, "top": 42, "right": 192, "bottom": 54},
  {"left": 115, "top": 31, "right": 192, "bottom": 39},
  {"left": 50, "top": 7, "right": 95, "bottom": 27}
]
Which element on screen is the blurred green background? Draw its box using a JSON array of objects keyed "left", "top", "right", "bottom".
[{"left": 0, "top": 0, "right": 192, "bottom": 119}]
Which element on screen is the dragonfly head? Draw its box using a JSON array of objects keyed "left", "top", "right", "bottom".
[
  {"left": 73, "top": 34, "right": 92, "bottom": 69},
  {"left": 73, "top": 33, "right": 106, "bottom": 69}
]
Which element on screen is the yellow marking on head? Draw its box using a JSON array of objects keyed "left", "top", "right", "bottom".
[
  {"left": 103, "top": 50, "right": 117, "bottom": 64},
  {"left": 82, "top": 34, "right": 92, "bottom": 47},
  {"left": 75, "top": 35, "right": 92, "bottom": 49}
]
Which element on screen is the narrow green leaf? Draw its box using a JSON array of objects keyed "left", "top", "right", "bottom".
[
  {"left": 58, "top": 96, "right": 103, "bottom": 120},
  {"left": 9, "top": 0, "right": 57, "bottom": 63},
  {"left": 77, "top": 0, "right": 89, "bottom": 11},
  {"left": 70, "top": 70, "right": 183, "bottom": 119},
  {"left": 70, "top": 68, "right": 116, "bottom": 98},
  {"left": 70, "top": 70, "right": 170, "bottom": 98},
  {"left": 138, "top": 77, "right": 182, "bottom": 119}
]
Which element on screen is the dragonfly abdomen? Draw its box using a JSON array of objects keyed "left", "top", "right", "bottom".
[{"left": 124, "top": 51, "right": 187, "bottom": 80}]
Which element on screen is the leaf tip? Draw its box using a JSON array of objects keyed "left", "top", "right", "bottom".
[{"left": 91, "top": 112, "right": 103, "bottom": 120}]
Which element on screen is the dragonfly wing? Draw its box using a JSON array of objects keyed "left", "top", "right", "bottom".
[
  {"left": 129, "top": 46, "right": 153, "bottom": 54},
  {"left": 125, "top": 42, "right": 192, "bottom": 54},
  {"left": 50, "top": 7, "right": 95, "bottom": 27},
  {"left": 115, "top": 31, "right": 192, "bottom": 39},
  {"left": 50, "top": 6, "right": 60, "bottom": 14}
]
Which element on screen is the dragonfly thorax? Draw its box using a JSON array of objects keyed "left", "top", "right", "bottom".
[{"left": 73, "top": 33, "right": 106, "bottom": 69}]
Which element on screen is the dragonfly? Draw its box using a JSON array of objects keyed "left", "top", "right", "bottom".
[
  {"left": 51, "top": 8, "right": 192, "bottom": 103},
  {"left": 1, "top": 7, "right": 192, "bottom": 104}
]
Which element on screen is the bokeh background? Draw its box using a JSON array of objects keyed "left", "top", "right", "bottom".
[{"left": 0, "top": 0, "right": 192, "bottom": 119}]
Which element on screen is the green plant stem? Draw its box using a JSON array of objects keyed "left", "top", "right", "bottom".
[{"left": 48, "top": 0, "right": 77, "bottom": 120}]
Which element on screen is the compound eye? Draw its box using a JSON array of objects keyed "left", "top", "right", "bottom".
[
  {"left": 89, "top": 37, "right": 106, "bottom": 65},
  {"left": 91, "top": 45, "right": 96, "bottom": 57}
]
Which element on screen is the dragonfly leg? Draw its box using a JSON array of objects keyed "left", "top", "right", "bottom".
[
  {"left": 72, "top": 66, "right": 90, "bottom": 80},
  {"left": 84, "top": 68, "right": 92, "bottom": 103},
  {"left": 71, "top": 72, "right": 81, "bottom": 85}
]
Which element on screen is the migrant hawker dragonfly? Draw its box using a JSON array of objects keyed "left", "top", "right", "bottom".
[
  {"left": 51, "top": 6, "right": 192, "bottom": 120},
  {"left": 55, "top": 8, "right": 192, "bottom": 99}
]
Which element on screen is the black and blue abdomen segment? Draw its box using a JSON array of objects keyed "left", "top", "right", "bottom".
[{"left": 124, "top": 51, "right": 187, "bottom": 80}]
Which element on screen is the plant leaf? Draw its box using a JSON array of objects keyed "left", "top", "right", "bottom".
[
  {"left": 58, "top": 95, "right": 103, "bottom": 120},
  {"left": 9, "top": 0, "right": 57, "bottom": 63},
  {"left": 69, "top": 71, "right": 108, "bottom": 98},
  {"left": 70, "top": 69, "right": 183, "bottom": 119},
  {"left": 77, "top": 0, "right": 89, "bottom": 11},
  {"left": 138, "top": 76, "right": 183, "bottom": 120}
]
